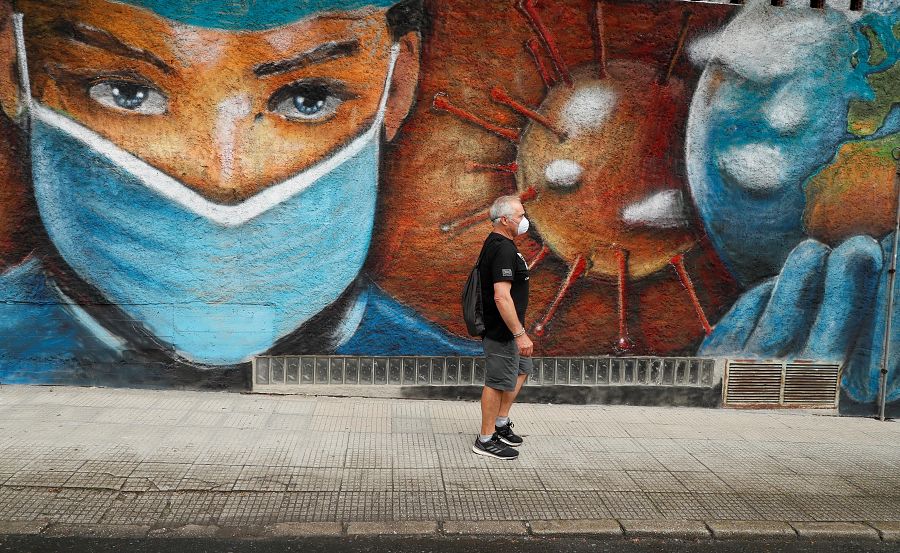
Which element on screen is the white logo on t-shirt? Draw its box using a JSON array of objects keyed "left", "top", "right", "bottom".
[{"left": 502, "top": 269, "right": 513, "bottom": 277}]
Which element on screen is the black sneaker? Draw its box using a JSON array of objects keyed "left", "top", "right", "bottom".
[
  {"left": 472, "top": 435, "right": 519, "bottom": 460},
  {"left": 495, "top": 421, "right": 523, "bottom": 447}
]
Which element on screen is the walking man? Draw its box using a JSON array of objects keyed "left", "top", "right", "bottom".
[{"left": 472, "top": 195, "right": 533, "bottom": 459}]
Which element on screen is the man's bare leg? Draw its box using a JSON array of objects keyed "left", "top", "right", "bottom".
[
  {"left": 499, "top": 373, "right": 528, "bottom": 418},
  {"left": 480, "top": 386, "right": 503, "bottom": 436}
]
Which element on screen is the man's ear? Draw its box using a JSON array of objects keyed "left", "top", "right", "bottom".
[
  {"left": 0, "top": 3, "right": 22, "bottom": 122},
  {"left": 383, "top": 31, "right": 420, "bottom": 142}
]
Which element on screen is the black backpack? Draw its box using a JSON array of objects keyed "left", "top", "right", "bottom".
[{"left": 462, "top": 245, "right": 487, "bottom": 337}]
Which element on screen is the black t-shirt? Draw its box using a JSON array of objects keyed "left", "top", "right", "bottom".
[{"left": 479, "top": 232, "right": 529, "bottom": 342}]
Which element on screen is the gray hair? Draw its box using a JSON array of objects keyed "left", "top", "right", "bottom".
[{"left": 489, "top": 195, "right": 521, "bottom": 222}]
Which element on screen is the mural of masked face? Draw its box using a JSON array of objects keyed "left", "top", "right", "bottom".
[{"left": 8, "top": 0, "right": 421, "bottom": 366}]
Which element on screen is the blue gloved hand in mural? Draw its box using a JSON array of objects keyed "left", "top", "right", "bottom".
[{"left": 698, "top": 233, "right": 900, "bottom": 404}]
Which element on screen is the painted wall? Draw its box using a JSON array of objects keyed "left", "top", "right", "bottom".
[{"left": 0, "top": 0, "right": 897, "bottom": 414}]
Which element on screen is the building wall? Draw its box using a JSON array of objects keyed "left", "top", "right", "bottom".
[{"left": 0, "top": 0, "right": 897, "bottom": 414}]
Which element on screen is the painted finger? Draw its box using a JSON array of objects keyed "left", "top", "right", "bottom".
[
  {"left": 802, "top": 235, "right": 883, "bottom": 362},
  {"left": 744, "top": 239, "right": 829, "bottom": 357}
]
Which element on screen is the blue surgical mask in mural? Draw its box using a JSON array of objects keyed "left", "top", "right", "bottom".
[{"left": 17, "top": 21, "right": 400, "bottom": 366}]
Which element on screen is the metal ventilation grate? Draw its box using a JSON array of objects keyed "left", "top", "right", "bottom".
[{"left": 724, "top": 360, "right": 840, "bottom": 408}]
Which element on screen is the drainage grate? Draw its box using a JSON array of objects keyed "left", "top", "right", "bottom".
[
  {"left": 251, "top": 356, "right": 720, "bottom": 392},
  {"left": 724, "top": 360, "right": 840, "bottom": 408}
]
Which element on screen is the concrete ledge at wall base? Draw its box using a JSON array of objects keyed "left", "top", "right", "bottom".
[
  {"left": 253, "top": 384, "right": 723, "bottom": 408},
  {"left": 620, "top": 520, "right": 711, "bottom": 539},
  {"left": 790, "top": 522, "right": 881, "bottom": 540}
]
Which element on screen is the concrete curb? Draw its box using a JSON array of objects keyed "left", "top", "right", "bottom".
[
  {"left": 790, "top": 522, "right": 881, "bottom": 540},
  {"left": 264, "top": 522, "right": 344, "bottom": 537},
  {"left": 620, "top": 520, "right": 711, "bottom": 539},
  {"left": 706, "top": 520, "right": 796, "bottom": 539},
  {"left": 869, "top": 521, "right": 900, "bottom": 542},
  {"left": 42, "top": 524, "right": 151, "bottom": 538},
  {"left": 0, "top": 519, "right": 897, "bottom": 540},
  {"left": 441, "top": 521, "right": 528, "bottom": 535},
  {"left": 528, "top": 519, "right": 623, "bottom": 536},
  {"left": 347, "top": 522, "right": 438, "bottom": 536}
]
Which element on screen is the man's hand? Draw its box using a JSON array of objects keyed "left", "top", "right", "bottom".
[{"left": 515, "top": 332, "right": 533, "bottom": 357}]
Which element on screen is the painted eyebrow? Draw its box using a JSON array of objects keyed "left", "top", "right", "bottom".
[
  {"left": 52, "top": 19, "right": 174, "bottom": 74},
  {"left": 253, "top": 40, "right": 359, "bottom": 78}
]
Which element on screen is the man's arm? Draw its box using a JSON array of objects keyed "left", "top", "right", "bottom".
[{"left": 494, "top": 281, "right": 533, "bottom": 356}]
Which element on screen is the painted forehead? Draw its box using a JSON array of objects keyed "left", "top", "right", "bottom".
[
  {"left": 47, "top": 0, "right": 402, "bottom": 31},
  {"left": 20, "top": 0, "right": 399, "bottom": 72}
]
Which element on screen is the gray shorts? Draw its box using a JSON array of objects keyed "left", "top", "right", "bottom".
[{"left": 483, "top": 336, "right": 533, "bottom": 391}]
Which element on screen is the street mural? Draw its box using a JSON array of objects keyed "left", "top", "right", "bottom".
[{"left": 0, "top": 0, "right": 897, "bottom": 414}]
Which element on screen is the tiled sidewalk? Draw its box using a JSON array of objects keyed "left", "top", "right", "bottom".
[{"left": 0, "top": 385, "right": 898, "bottom": 539}]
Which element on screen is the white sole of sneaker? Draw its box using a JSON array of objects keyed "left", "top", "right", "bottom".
[{"left": 471, "top": 445, "right": 518, "bottom": 460}]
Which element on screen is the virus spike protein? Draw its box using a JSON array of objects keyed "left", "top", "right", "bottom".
[
  {"left": 491, "top": 86, "right": 567, "bottom": 141},
  {"left": 432, "top": 92, "right": 521, "bottom": 142},
  {"left": 616, "top": 249, "right": 634, "bottom": 351},
  {"left": 516, "top": 0, "right": 573, "bottom": 87},
  {"left": 660, "top": 10, "right": 692, "bottom": 86},
  {"left": 592, "top": 1, "right": 608, "bottom": 79},
  {"left": 525, "top": 38, "right": 557, "bottom": 89},
  {"left": 671, "top": 253, "right": 712, "bottom": 334},
  {"left": 527, "top": 244, "right": 552, "bottom": 271},
  {"left": 533, "top": 254, "right": 587, "bottom": 337}
]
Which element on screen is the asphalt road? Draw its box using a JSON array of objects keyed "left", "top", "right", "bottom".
[{"left": 0, "top": 536, "right": 896, "bottom": 552}]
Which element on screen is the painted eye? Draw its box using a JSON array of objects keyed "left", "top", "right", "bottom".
[
  {"left": 88, "top": 80, "right": 167, "bottom": 115},
  {"left": 268, "top": 79, "right": 353, "bottom": 122}
]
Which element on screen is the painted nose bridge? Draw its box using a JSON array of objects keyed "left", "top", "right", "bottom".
[{"left": 210, "top": 92, "right": 254, "bottom": 190}]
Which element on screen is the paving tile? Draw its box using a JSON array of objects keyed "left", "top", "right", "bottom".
[
  {"left": 278, "top": 492, "right": 340, "bottom": 522},
  {"left": 442, "top": 468, "right": 543, "bottom": 492},
  {"left": 393, "top": 468, "right": 444, "bottom": 493},
  {"left": 539, "top": 469, "right": 639, "bottom": 492},
  {"left": 288, "top": 468, "right": 343, "bottom": 492},
  {"left": 598, "top": 491, "right": 661, "bottom": 519},
  {"left": 219, "top": 492, "right": 284, "bottom": 526},
  {"left": 739, "top": 494, "right": 813, "bottom": 521},
  {"left": 335, "top": 492, "right": 395, "bottom": 521},
  {"left": 546, "top": 491, "right": 612, "bottom": 519},
  {"left": 233, "top": 466, "right": 294, "bottom": 492},
  {"left": 102, "top": 492, "right": 226, "bottom": 526},
  {"left": 672, "top": 471, "right": 734, "bottom": 494},
  {"left": 395, "top": 492, "right": 450, "bottom": 521},
  {"left": 647, "top": 492, "right": 713, "bottom": 520},
  {"left": 177, "top": 464, "right": 243, "bottom": 492},
  {"left": 627, "top": 471, "right": 689, "bottom": 493}
]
